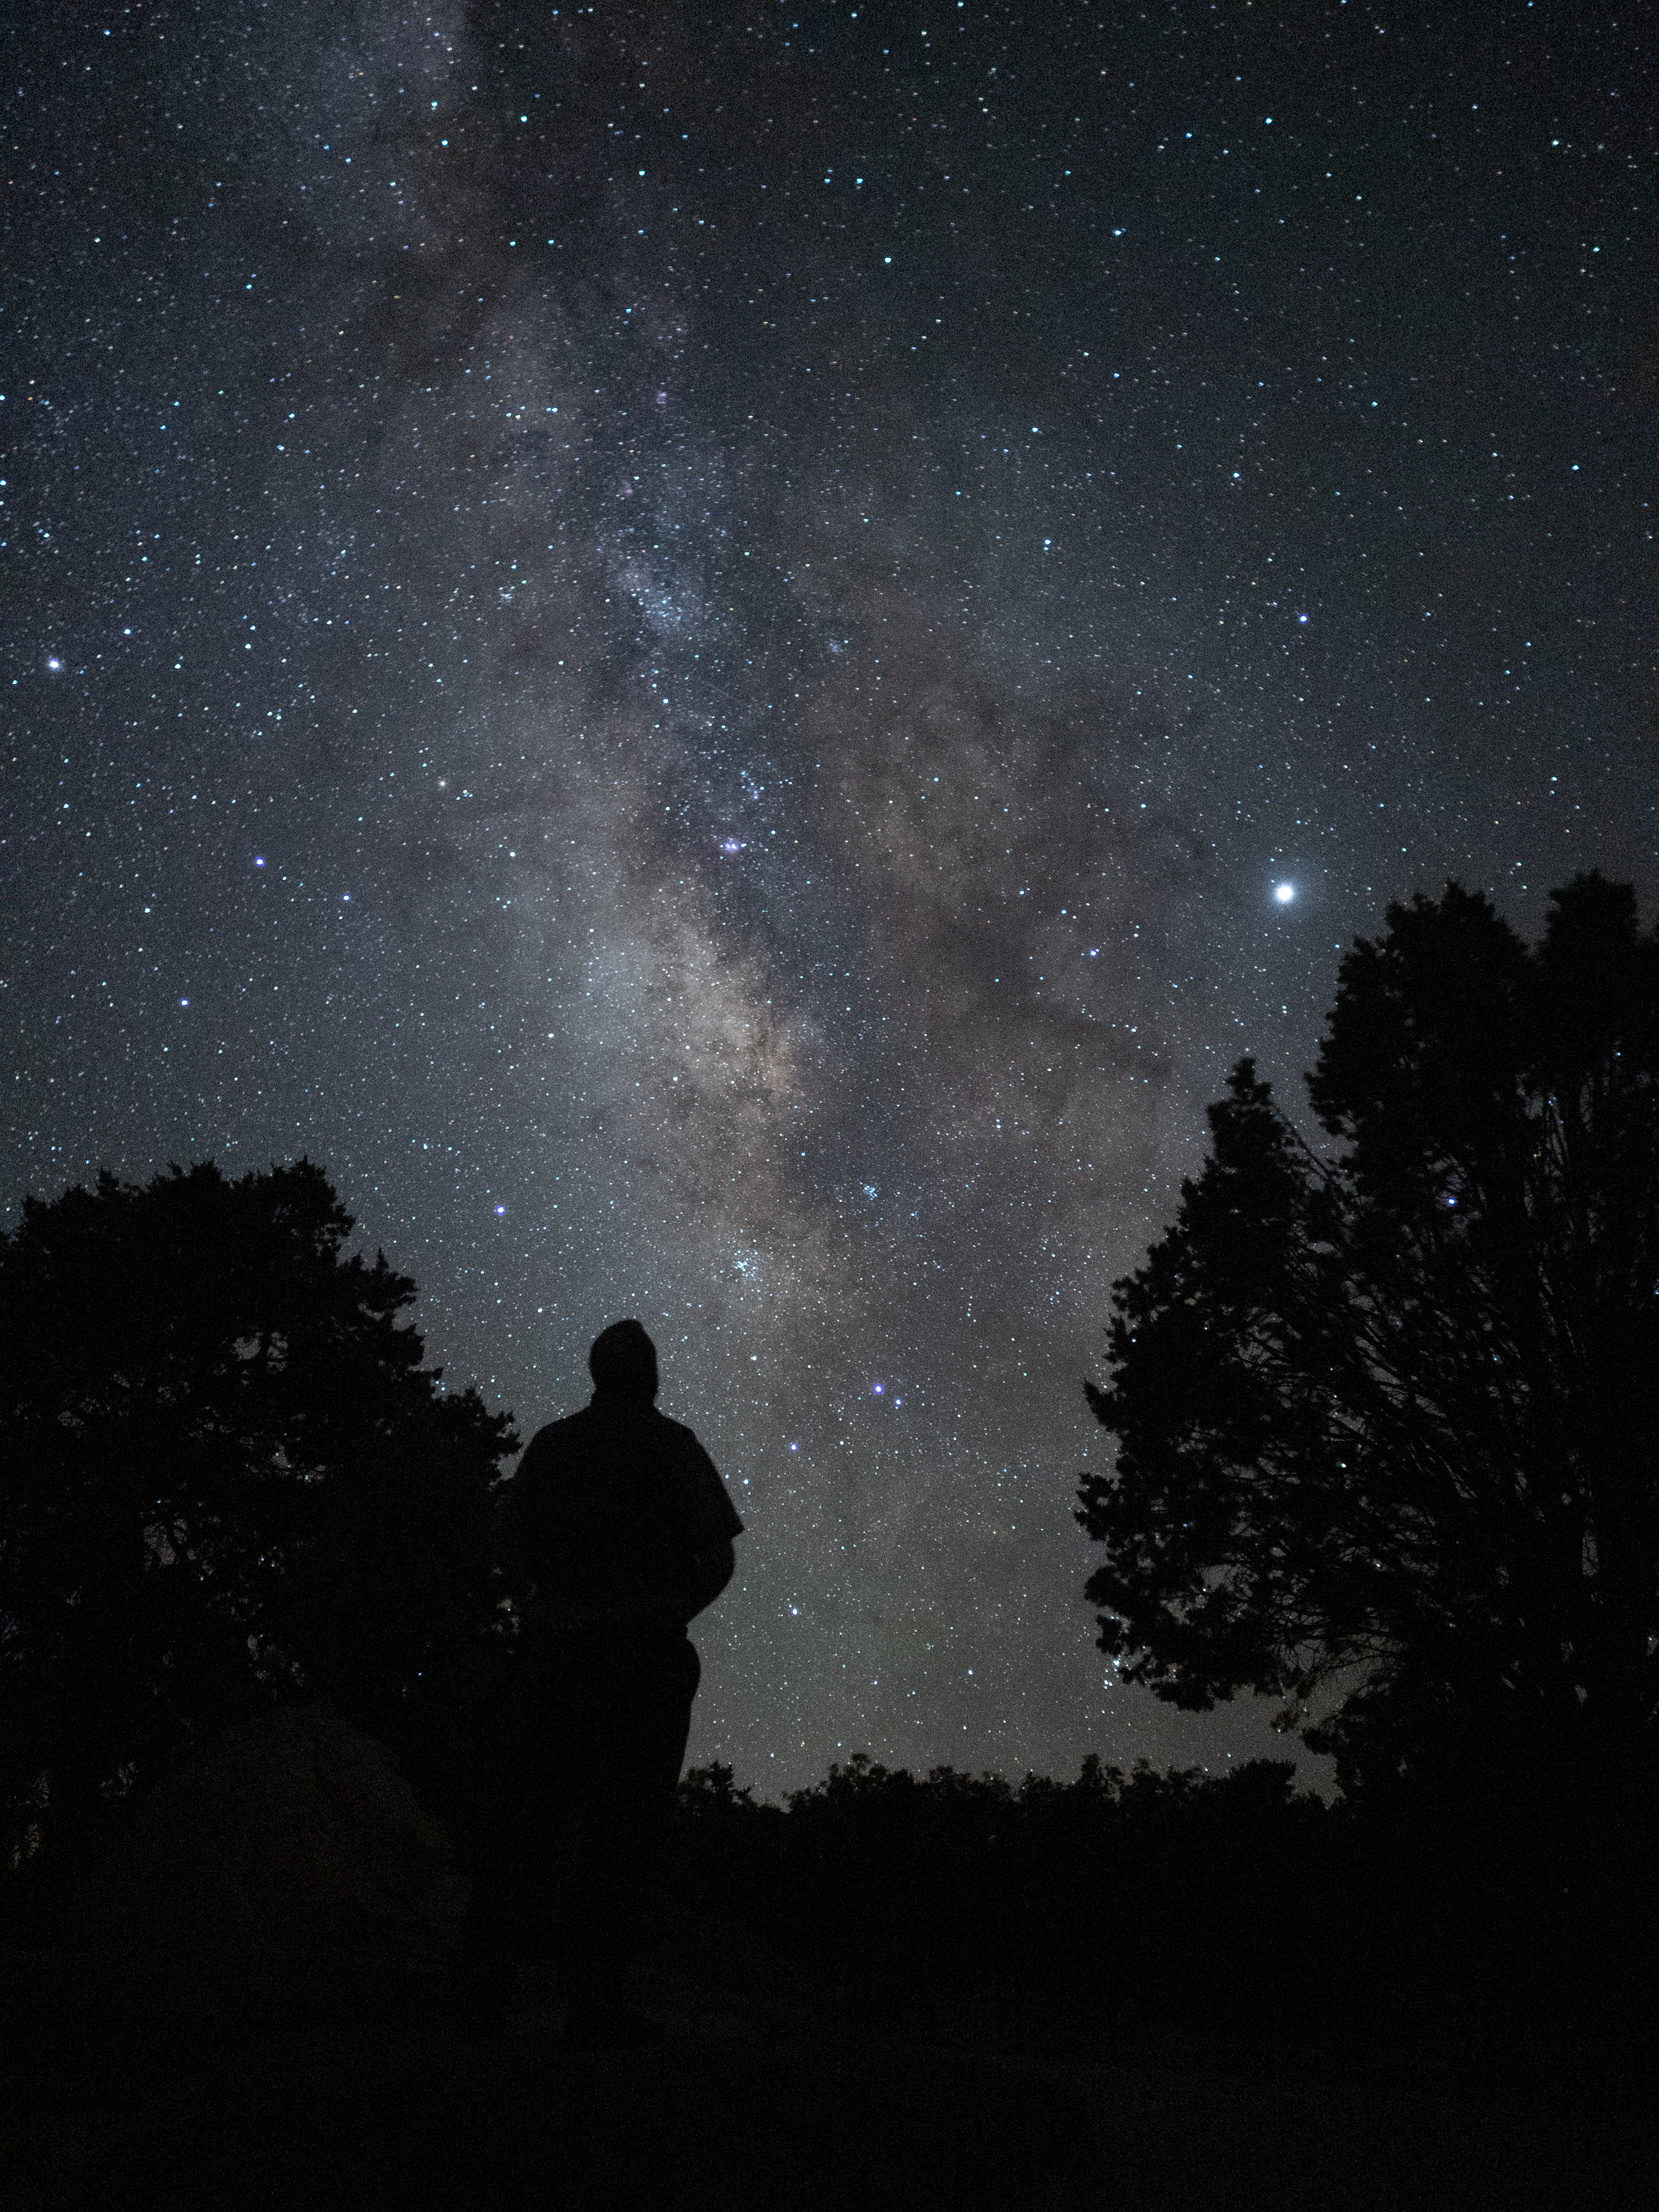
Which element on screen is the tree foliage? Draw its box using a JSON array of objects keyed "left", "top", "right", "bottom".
[
  {"left": 0, "top": 1158, "right": 517, "bottom": 1871},
  {"left": 1078, "top": 876, "right": 1659, "bottom": 1809}
]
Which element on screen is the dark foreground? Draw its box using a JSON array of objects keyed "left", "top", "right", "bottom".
[{"left": 1, "top": 1921, "right": 1649, "bottom": 2212}]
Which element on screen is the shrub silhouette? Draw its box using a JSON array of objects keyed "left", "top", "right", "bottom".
[
  {"left": 669, "top": 1754, "right": 1356, "bottom": 2039},
  {"left": 78, "top": 1701, "right": 462, "bottom": 1958}
]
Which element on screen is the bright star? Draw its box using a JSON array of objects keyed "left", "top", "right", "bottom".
[
  {"left": 47, "top": 657, "right": 61, "bottom": 671},
  {"left": 1275, "top": 883, "right": 1296, "bottom": 904}
]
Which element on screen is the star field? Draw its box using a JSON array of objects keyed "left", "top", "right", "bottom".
[{"left": 6, "top": 1, "right": 1652, "bottom": 1795}]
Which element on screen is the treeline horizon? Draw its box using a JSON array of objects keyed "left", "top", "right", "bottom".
[
  {"left": 684, "top": 1745, "right": 1329, "bottom": 1814},
  {"left": 655, "top": 1745, "right": 1628, "bottom": 2043}
]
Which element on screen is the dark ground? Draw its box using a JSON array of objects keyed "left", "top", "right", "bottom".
[{"left": 0, "top": 1919, "right": 1649, "bottom": 2212}]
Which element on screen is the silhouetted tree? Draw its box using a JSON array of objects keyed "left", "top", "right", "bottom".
[
  {"left": 0, "top": 1158, "right": 516, "bottom": 1875},
  {"left": 1078, "top": 876, "right": 1658, "bottom": 1845}
]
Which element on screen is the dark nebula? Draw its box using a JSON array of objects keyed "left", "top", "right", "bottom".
[{"left": 6, "top": 2, "right": 1651, "bottom": 1793}]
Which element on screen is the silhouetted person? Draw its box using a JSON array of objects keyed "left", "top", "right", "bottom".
[{"left": 461, "top": 1319, "right": 742, "bottom": 2044}]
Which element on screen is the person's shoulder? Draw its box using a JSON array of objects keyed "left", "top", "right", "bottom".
[
  {"left": 652, "top": 1415, "right": 733, "bottom": 1502},
  {"left": 650, "top": 1413, "right": 742, "bottom": 1537},
  {"left": 650, "top": 1409, "right": 712, "bottom": 1457},
  {"left": 518, "top": 1407, "right": 593, "bottom": 1464}
]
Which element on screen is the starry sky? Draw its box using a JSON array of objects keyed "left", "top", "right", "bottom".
[{"left": 6, "top": 1, "right": 1653, "bottom": 1797}]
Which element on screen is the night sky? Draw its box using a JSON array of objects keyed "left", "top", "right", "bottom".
[{"left": 6, "top": 2, "right": 1652, "bottom": 1797}]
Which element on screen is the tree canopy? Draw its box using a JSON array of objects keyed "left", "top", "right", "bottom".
[
  {"left": 0, "top": 1158, "right": 517, "bottom": 1872},
  {"left": 1077, "top": 875, "right": 1659, "bottom": 1813}
]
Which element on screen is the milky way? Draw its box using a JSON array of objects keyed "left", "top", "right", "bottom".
[{"left": 8, "top": 3, "right": 1651, "bottom": 1795}]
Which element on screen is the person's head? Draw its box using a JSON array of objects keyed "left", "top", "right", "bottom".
[{"left": 588, "top": 1318, "right": 659, "bottom": 1404}]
